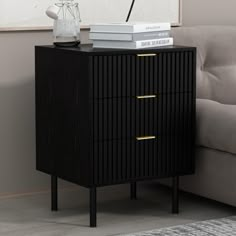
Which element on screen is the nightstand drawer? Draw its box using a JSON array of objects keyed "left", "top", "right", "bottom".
[
  {"left": 93, "top": 96, "right": 158, "bottom": 141},
  {"left": 91, "top": 51, "right": 195, "bottom": 99},
  {"left": 93, "top": 138, "right": 158, "bottom": 185},
  {"left": 92, "top": 134, "right": 194, "bottom": 185},
  {"left": 92, "top": 93, "right": 194, "bottom": 141}
]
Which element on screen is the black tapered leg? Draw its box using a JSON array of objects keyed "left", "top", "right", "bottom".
[
  {"left": 172, "top": 176, "right": 179, "bottom": 214},
  {"left": 130, "top": 182, "right": 137, "bottom": 200},
  {"left": 90, "top": 187, "right": 97, "bottom": 227},
  {"left": 51, "top": 175, "right": 58, "bottom": 211}
]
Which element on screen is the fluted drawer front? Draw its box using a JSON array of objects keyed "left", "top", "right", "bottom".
[
  {"left": 93, "top": 139, "right": 157, "bottom": 185},
  {"left": 91, "top": 51, "right": 195, "bottom": 99},
  {"left": 158, "top": 92, "right": 194, "bottom": 136},
  {"left": 93, "top": 97, "right": 157, "bottom": 141},
  {"left": 92, "top": 92, "right": 194, "bottom": 141},
  {"left": 93, "top": 134, "right": 194, "bottom": 185},
  {"left": 158, "top": 51, "right": 194, "bottom": 93}
]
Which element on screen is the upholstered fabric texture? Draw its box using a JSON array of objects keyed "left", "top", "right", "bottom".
[
  {"left": 196, "top": 99, "right": 236, "bottom": 155},
  {"left": 180, "top": 147, "right": 236, "bottom": 206},
  {"left": 172, "top": 26, "right": 236, "bottom": 104},
  {"left": 172, "top": 26, "right": 236, "bottom": 154}
]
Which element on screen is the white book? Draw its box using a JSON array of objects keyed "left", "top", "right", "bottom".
[
  {"left": 89, "top": 31, "right": 170, "bottom": 41},
  {"left": 90, "top": 22, "right": 171, "bottom": 33},
  {"left": 93, "top": 38, "right": 174, "bottom": 49}
]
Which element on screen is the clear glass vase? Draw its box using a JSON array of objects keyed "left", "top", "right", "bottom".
[{"left": 53, "top": 0, "right": 81, "bottom": 47}]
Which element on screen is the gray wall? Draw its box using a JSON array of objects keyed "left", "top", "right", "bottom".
[
  {"left": 0, "top": 31, "right": 90, "bottom": 195},
  {"left": 0, "top": 0, "right": 236, "bottom": 195}
]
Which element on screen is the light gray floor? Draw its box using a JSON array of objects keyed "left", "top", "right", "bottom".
[{"left": 0, "top": 182, "right": 235, "bottom": 236}]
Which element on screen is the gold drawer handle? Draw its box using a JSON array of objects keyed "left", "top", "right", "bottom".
[
  {"left": 137, "top": 53, "right": 157, "bottom": 57},
  {"left": 136, "top": 95, "right": 157, "bottom": 99},
  {"left": 136, "top": 136, "right": 156, "bottom": 141}
]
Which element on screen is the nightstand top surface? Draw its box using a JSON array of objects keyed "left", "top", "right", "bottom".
[{"left": 36, "top": 44, "right": 196, "bottom": 55}]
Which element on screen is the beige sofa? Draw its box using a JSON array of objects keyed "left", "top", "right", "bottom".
[{"left": 172, "top": 26, "right": 236, "bottom": 206}]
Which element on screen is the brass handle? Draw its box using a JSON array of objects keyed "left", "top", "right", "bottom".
[
  {"left": 136, "top": 95, "right": 157, "bottom": 99},
  {"left": 137, "top": 53, "right": 157, "bottom": 57},
  {"left": 136, "top": 136, "right": 156, "bottom": 141}
]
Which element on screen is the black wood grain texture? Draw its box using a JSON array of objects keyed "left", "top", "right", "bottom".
[
  {"left": 35, "top": 47, "right": 92, "bottom": 187},
  {"left": 35, "top": 45, "right": 196, "bottom": 187}
]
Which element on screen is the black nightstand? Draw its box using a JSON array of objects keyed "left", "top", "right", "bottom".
[{"left": 35, "top": 44, "right": 196, "bottom": 227}]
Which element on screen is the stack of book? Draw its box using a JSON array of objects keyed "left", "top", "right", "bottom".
[{"left": 90, "top": 22, "right": 173, "bottom": 49}]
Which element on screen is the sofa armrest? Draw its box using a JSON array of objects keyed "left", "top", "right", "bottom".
[{"left": 197, "top": 98, "right": 236, "bottom": 155}]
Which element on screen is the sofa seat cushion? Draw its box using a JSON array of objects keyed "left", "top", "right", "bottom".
[{"left": 197, "top": 99, "right": 236, "bottom": 155}]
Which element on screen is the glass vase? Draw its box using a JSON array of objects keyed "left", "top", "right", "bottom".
[{"left": 53, "top": 0, "right": 81, "bottom": 47}]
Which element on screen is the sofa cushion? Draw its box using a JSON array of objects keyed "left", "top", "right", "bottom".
[
  {"left": 196, "top": 99, "right": 236, "bottom": 154},
  {"left": 172, "top": 26, "right": 236, "bottom": 104}
]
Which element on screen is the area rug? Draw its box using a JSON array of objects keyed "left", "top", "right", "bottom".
[{"left": 118, "top": 217, "right": 236, "bottom": 236}]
